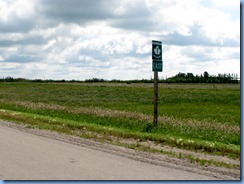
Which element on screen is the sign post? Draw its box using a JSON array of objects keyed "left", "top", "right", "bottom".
[
  {"left": 153, "top": 71, "right": 158, "bottom": 126},
  {"left": 152, "top": 40, "right": 162, "bottom": 126}
]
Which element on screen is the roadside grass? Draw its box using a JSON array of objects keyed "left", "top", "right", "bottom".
[
  {"left": 0, "top": 108, "right": 239, "bottom": 169},
  {"left": 0, "top": 82, "right": 240, "bottom": 164},
  {"left": 0, "top": 99, "right": 239, "bottom": 145}
]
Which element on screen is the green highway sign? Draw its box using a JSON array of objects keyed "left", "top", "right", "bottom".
[
  {"left": 152, "top": 40, "right": 162, "bottom": 60},
  {"left": 152, "top": 40, "right": 162, "bottom": 72},
  {"left": 152, "top": 60, "right": 163, "bottom": 72}
]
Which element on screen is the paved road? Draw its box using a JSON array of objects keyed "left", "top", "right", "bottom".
[{"left": 0, "top": 124, "right": 217, "bottom": 180}]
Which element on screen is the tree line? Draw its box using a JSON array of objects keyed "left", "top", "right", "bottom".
[
  {"left": 0, "top": 71, "right": 239, "bottom": 84},
  {"left": 165, "top": 72, "right": 239, "bottom": 84}
]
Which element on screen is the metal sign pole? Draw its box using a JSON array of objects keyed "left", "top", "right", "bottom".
[{"left": 154, "top": 71, "right": 158, "bottom": 126}]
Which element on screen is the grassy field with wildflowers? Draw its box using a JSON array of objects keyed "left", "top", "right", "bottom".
[{"left": 0, "top": 82, "right": 240, "bottom": 161}]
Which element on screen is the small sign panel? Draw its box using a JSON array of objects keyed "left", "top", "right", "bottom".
[
  {"left": 152, "top": 60, "right": 163, "bottom": 72},
  {"left": 152, "top": 40, "right": 162, "bottom": 60}
]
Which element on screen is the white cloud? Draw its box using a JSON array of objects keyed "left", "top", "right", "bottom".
[
  {"left": 0, "top": 0, "right": 36, "bottom": 32},
  {"left": 0, "top": 0, "right": 240, "bottom": 80},
  {"left": 211, "top": 0, "right": 239, "bottom": 8}
]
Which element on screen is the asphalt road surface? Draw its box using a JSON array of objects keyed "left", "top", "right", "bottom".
[{"left": 0, "top": 124, "right": 217, "bottom": 180}]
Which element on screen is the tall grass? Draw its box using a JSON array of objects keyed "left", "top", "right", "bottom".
[{"left": 0, "top": 82, "right": 240, "bottom": 156}]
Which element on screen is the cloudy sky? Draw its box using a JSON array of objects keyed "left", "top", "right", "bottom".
[{"left": 0, "top": 0, "right": 240, "bottom": 80}]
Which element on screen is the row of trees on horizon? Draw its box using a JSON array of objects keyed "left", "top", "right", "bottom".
[
  {"left": 0, "top": 71, "right": 239, "bottom": 84},
  {"left": 165, "top": 71, "right": 239, "bottom": 84}
]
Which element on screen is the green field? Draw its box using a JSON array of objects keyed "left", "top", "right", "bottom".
[{"left": 0, "top": 82, "right": 240, "bottom": 159}]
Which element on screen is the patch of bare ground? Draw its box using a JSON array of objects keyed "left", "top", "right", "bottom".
[{"left": 0, "top": 119, "right": 240, "bottom": 180}]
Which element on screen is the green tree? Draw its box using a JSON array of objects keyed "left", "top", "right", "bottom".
[{"left": 203, "top": 71, "right": 209, "bottom": 83}]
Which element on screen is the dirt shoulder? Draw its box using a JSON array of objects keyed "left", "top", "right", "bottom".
[{"left": 0, "top": 119, "right": 240, "bottom": 180}]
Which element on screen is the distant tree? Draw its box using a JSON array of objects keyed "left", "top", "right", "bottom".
[
  {"left": 186, "top": 73, "right": 194, "bottom": 78},
  {"left": 203, "top": 71, "right": 209, "bottom": 82},
  {"left": 5, "top": 76, "right": 14, "bottom": 82},
  {"left": 186, "top": 73, "right": 194, "bottom": 83},
  {"left": 177, "top": 72, "right": 186, "bottom": 78}
]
